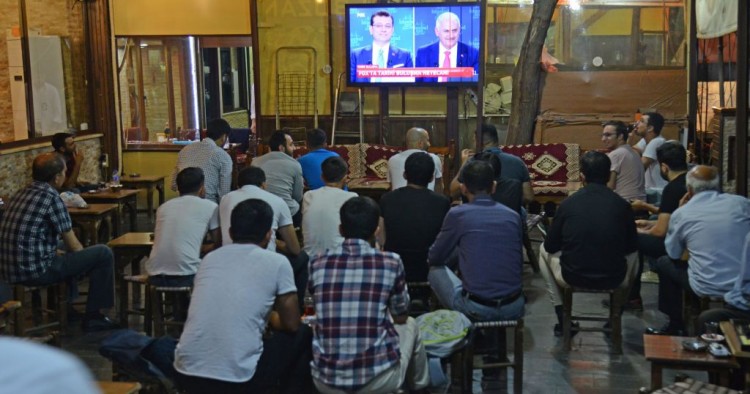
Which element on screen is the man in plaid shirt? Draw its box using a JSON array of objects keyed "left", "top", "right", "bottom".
[
  {"left": 0, "top": 153, "right": 117, "bottom": 331},
  {"left": 308, "top": 197, "right": 429, "bottom": 394}
]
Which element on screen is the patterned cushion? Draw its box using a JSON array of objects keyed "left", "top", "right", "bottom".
[
  {"left": 367, "top": 158, "right": 390, "bottom": 179},
  {"left": 500, "top": 143, "right": 580, "bottom": 184},
  {"left": 360, "top": 144, "right": 404, "bottom": 179}
]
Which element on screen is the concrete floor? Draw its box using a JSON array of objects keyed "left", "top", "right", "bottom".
[{"left": 41, "top": 212, "right": 713, "bottom": 393}]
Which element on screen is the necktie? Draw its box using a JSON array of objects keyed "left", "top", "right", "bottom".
[
  {"left": 377, "top": 49, "right": 386, "bottom": 68},
  {"left": 439, "top": 50, "right": 451, "bottom": 82}
]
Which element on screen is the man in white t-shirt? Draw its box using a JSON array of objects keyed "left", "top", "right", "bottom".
[
  {"left": 146, "top": 167, "right": 220, "bottom": 288},
  {"left": 387, "top": 127, "right": 443, "bottom": 193},
  {"left": 219, "top": 166, "right": 307, "bottom": 309},
  {"left": 174, "top": 199, "right": 312, "bottom": 394},
  {"left": 630, "top": 112, "right": 668, "bottom": 190},
  {"left": 602, "top": 120, "right": 646, "bottom": 201},
  {"left": 302, "top": 156, "right": 357, "bottom": 256}
]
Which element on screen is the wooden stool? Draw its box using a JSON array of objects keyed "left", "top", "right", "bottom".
[
  {"left": 122, "top": 274, "right": 151, "bottom": 334},
  {"left": 452, "top": 319, "right": 524, "bottom": 394},
  {"left": 13, "top": 283, "right": 68, "bottom": 338},
  {"left": 683, "top": 291, "right": 726, "bottom": 335},
  {"left": 562, "top": 286, "right": 622, "bottom": 353},
  {"left": 150, "top": 284, "right": 192, "bottom": 337}
]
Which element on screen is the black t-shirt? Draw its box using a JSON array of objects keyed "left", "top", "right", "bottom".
[
  {"left": 380, "top": 187, "right": 451, "bottom": 282},
  {"left": 544, "top": 183, "right": 638, "bottom": 289},
  {"left": 659, "top": 172, "right": 687, "bottom": 215},
  {"left": 493, "top": 177, "right": 523, "bottom": 215}
]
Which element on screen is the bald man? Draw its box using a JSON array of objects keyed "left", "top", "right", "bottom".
[
  {"left": 387, "top": 127, "right": 443, "bottom": 193},
  {"left": 0, "top": 153, "right": 118, "bottom": 332},
  {"left": 646, "top": 165, "right": 750, "bottom": 335}
]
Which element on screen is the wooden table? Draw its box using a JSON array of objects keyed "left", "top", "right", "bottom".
[
  {"left": 721, "top": 321, "right": 750, "bottom": 391},
  {"left": 108, "top": 232, "right": 154, "bottom": 326},
  {"left": 97, "top": 381, "right": 142, "bottom": 394},
  {"left": 120, "top": 175, "right": 166, "bottom": 223},
  {"left": 68, "top": 204, "right": 117, "bottom": 246},
  {"left": 81, "top": 189, "right": 139, "bottom": 235},
  {"left": 644, "top": 334, "right": 739, "bottom": 390}
]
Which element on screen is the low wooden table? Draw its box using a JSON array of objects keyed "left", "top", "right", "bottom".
[
  {"left": 108, "top": 232, "right": 154, "bottom": 326},
  {"left": 81, "top": 189, "right": 139, "bottom": 235},
  {"left": 97, "top": 381, "right": 142, "bottom": 394},
  {"left": 68, "top": 204, "right": 118, "bottom": 246},
  {"left": 644, "top": 334, "right": 739, "bottom": 390},
  {"left": 120, "top": 175, "right": 166, "bottom": 223}
]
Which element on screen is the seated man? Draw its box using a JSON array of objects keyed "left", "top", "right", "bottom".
[
  {"left": 309, "top": 197, "right": 429, "bottom": 394},
  {"left": 0, "top": 153, "right": 117, "bottom": 331},
  {"left": 387, "top": 127, "right": 443, "bottom": 193},
  {"left": 480, "top": 124, "right": 534, "bottom": 205},
  {"left": 301, "top": 156, "right": 357, "bottom": 256},
  {"left": 429, "top": 161, "right": 525, "bottom": 322},
  {"left": 602, "top": 121, "right": 646, "bottom": 202},
  {"left": 219, "top": 166, "right": 307, "bottom": 308},
  {"left": 297, "top": 128, "right": 340, "bottom": 191},
  {"left": 51, "top": 132, "right": 97, "bottom": 192},
  {"left": 380, "top": 152, "right": 450, "bottom": 284},
  {"left": 251, "top": 131, "right": 304, "bottom": 225},
  {"left": 698, "top": 232, "right": 750, "bottom": 331},
  {"left": 647, "top": 165, "right": 750, "bottom": 335},
  {"left": 146, "top": 167, "right": 220, "bottom": 289},
  {"left": 539, "top": 151, "right": 639, "bottom": 336},
  {"left": 175, "top": 199, "right": 312, "bottom": 394}
]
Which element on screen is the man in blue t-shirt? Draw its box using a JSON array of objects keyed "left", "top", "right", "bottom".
[{"left": 297, "top": 128, "right": 339, "bottom": 190}]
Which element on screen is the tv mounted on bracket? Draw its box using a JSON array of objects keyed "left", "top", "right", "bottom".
[{"left": 346, "top": 2, "right": 482, "bottom": 87}]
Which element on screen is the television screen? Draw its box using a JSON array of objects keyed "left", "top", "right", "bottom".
[{"left": 346, "top": 3, "right": 482, "bottom": 87}]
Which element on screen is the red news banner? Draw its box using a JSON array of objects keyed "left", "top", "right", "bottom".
[{"left": 356, "top": 66, "right": 474, "bottom": 78}]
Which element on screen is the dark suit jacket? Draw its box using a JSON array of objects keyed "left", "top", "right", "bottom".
[
  {"left": 415, "top": 41, "right": 479, "bottom": 83},
  {"left": 350, "top": 45, "right": 413, "bottom": 83}
]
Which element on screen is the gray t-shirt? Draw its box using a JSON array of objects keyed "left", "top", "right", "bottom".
[
  {"left": 251, "top": 152, "right": 304, "bottom": 215},
  {"left": 174, "top": 243, "right": 296, "bottom": 382},
  {"left": 608, "top": 144, "right": 646, "bottom": 201}
]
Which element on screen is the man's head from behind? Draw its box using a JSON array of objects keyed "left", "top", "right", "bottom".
[
  {"left": 307, "top": 128, "right": 328, "bottom": 150},
  {"left": 268, "top": 131, "right": 294, "bottom": 156},
  {"left": 435, "top": 12, "right": 461, "bottom": 49},
  {"left": 32, "top": 153, "right": 66, "bottom": 189},
  {"left": 459, "top": 160, "right": 495, "bottom": 196},
  {"left": 481, "top": 124, "right": 499, "bottom": 148},
  {"left": 656, "top": 142, "right": 687, "bottom": 180},
  {"left": 206, "top": 118, "right": 231, "bottom": 142},
  {"left": 404, "top": 151, "right": 435, "bottom": 187},
  {"left": 51, "top": 132, "right": 74, "bottom": 154},
  {"left": 176, "top": 167, "right": 205, "bottom": 197},
  {"left": 369, "top": 10, "right": 394, "bottom": 47},
  {"left": 472, "top": 151, "right": 502, "bottom": 179},
  {"left": 579, "top": 151, "right": 611, "bottom": 185},
  {"left": 340, "top": 196, "right": 380, "bottom": 241},
  {"left": 238, "top": 166, "right": 266, "bottom": 188},
  {"left": 321, "top": 156, "right": 348, "bottom": 185},
  {"left": 229, "top": 199, "right": 273, "bottom": 246},
  {"left": 405, "top": 127, "right": 430, "bottom": 150},
  {"left": 686, "top": 165, "right": 720, "bottom": 195}
]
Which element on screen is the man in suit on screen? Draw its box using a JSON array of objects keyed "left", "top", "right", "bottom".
[
  {"left": 415, "top": 11, "right": 479, "bottom": 83},
  {"left": 350, "top": 10, "right": 413, "bottom": 83}
]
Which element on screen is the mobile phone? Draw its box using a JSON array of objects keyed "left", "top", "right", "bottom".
[{"left": 682, "top": 340, "right": 708, "bottom": 352}]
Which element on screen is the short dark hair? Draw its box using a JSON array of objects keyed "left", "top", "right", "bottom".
[
  {"left": 602, "top": 120, "right": 630, "bottom": 141},
  {"left": 580, "top": 151, "right": 611, "bottom": 184},
  {"left": 481, "top": 124, "right": 499, "bottom": 146},
  {"left": 268, "top": 131, "right": 290, "bottom": 152},
  {"left": 656, "top": 141, "right": 688, "bottom": 171},
  {"left": 472, "top": 151, "right": 502, "bottom": 178},
  {"left": 404, "top": 152, "right": 435, "bottom": 187},
  {"left": 459, "top": 160, "right": 494, "bottom": 194},
  {"left": 340, "top": 197, "right": 380, "bottom": 240},
  {"left": 176, "top": 167, "right": 204, "bottom": 195},
  {"left": 230, "top": 199, "right": 273, "bottom": 244},
  {"left": 370, "top": 10, "right": 393, "bottom": 26},
  {"left": 307, "top": 128, "right": 327, "bottom": 148},
  {"left": 51, "top": 132, "right": 72, "bottom": 151},
  {"left": 238, "top": 166, "right": 266, "bottom": 188},
  {"left": 205, "top": 118, "right": 231, "bottom": 140},
  {"left": 321, "top": 156, "right": 348, "bottom": 183},
  {"left": 646, "top": 112, "right": 665, "bottom": 135},
  {"left": 32, "top": 153, "right": 65, "bottom": 182}
]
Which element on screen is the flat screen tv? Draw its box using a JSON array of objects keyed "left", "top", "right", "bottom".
[{"left": 346, "top": 3, "right": 482, "bottom": 87}]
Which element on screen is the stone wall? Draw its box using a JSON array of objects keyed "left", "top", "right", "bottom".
[{"left": 0, "top": 136, "right": 102, "bottom": 198}]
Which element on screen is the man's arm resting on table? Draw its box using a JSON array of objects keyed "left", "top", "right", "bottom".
[
  {"left": 61, "top": 230, "right": 84, "bottom": 253},
  {"left": 268, "top": 292, "right": 300, "bottom": 332}
]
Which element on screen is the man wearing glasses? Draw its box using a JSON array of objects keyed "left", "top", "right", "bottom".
[{"left": 350, "top": 10, "right": 413, "bottom": 83}]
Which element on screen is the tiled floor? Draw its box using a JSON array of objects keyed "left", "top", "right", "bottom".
[{"left": 12, "top": 212, "right": 717, "bottom": 393}]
